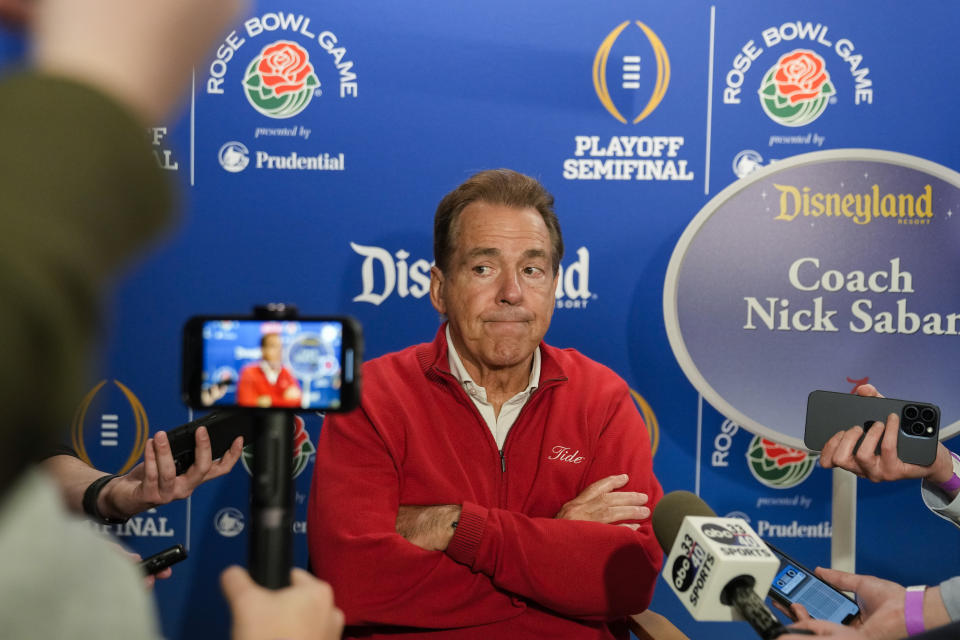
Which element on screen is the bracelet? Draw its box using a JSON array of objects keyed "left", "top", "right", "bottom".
[
  {"left": 81, "top": 474, "right": 129, "bottom": 525},
  {"left": 904, "top": 585, "right": 926, "bottom": 636},
  {"left": 935, "top": 452, "right": 960, "bottom": 493}
]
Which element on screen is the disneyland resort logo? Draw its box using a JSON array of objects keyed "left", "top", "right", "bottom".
[
  {"left": 348, "top": 243, "right": 596, "bottom": 310},
  {"left": 563, "top": 20, "right": 693, "bottom": 183},
  {"left": 206, "top": 12, "right": 356, "bottom": 170}
]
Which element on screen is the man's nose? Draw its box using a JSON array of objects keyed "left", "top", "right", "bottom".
[{"left": 497, "top": 271, "right": 523, "bottom": 305}]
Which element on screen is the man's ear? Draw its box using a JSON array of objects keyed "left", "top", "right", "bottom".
[{"left": 429, "top": 265, "right": 446, "bottom": 314}]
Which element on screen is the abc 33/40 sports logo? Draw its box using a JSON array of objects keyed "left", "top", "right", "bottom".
[{"left": 593, "top": 21, "right": 670, "bottom": 124}]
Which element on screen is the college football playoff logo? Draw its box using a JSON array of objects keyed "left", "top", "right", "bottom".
[
  {"left": 243, "top": 40, "right": 321, "bottom": 119},
  {"left": 758, "top": 49, "right": 835, "bottom": 127},
  {"left": 746, "top": 435, "right": 817, "bottom": 489}
]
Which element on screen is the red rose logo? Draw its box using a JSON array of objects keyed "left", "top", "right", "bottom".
[
  {"left": 773, "top": 50, "right": 830, "bottom": 105},
  {"left": 257, "top": 41, "right": 315, "bottom": 96},
  {"left": 292, "top": 415, "right": 309, "bottom": 457},
  {"left": 761, "top": 439, "right": 808, "bottom": 468}
]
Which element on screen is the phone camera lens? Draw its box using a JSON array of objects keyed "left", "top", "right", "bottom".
[
  {"left": 911, "top": 422, "right": 926, "bottom": 436},
  {"left": 921, "top": 407, "right": 936, "bottom": 422},
  {"left": 903, "top": 406, "right": 920, "bottom": 421}
]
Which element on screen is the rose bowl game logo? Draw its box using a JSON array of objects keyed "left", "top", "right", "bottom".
[
  {"left": 240, "top": 414, "right": 316, "bottom": 478},
  {"left": 746, "top": 436, "right": 817, "bottom": 489},
  {"left": 244, "top": 40, "right": 321, "bottom": 119},
  {"left": 758, "top": 49, "right": 835, "bottom": 127}
]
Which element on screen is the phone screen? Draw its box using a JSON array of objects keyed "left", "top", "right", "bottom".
[
  {"left": 767, "top": 544, "right": 859, "bottom": 624},
  {"left": 196, "top": 318, "right": 355, "bottom": 410}
]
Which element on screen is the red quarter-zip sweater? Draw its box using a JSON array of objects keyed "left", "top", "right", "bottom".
[{"left": 308, "top": 325, "right": 663, "bottom": 638}]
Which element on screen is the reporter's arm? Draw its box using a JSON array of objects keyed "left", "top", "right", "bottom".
[{"left": 43, "top": 427, "right": 243, "bottom": 520}]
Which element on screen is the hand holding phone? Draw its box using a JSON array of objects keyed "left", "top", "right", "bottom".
[
  {"left": 805, "top": 390, "right": 940, "bottom": 467},
  {"left": 139, "top": 544, "right": 187, "bottom": 575},
  {"left": 765, "top": 542, "right": 859, "bottom": 625}
]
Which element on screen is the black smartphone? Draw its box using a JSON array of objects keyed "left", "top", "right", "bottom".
[
  {"left": 182, "top": 315, "right": 362, "bottom": 412},
  {"left": 765, "top": 542, "right": 859, "bottom": 625},
  {"left": 166, "top": 410, "right": 255, "bottom": 475},
  {"left": 139, "top": 544, "right": 188, "bottom": 575},
  {"left": 804, "top": 390, "right": 940, "bottom": 466}
]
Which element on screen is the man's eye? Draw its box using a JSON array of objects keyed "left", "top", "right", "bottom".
[
  {"left": 523, "top": 266, "right": 544, "bottom": 276},
  {"left": 473, "top": 265, "right": 491, "bottom": 275}
]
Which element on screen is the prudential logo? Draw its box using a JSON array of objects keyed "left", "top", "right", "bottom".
[{"left": 219, "top": 142, "right": 250, "bottom": 172}]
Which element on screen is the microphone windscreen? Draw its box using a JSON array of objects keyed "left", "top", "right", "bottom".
[{"left": 651, "top": 490, "right": 717, "bottom": 553}]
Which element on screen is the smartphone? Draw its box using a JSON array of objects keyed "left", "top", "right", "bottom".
[
  {"left": 804, "top": 390, "right": 940, "bottom": 466},
  {"left": 139, "top": 544, "right": 187, "bottom": 575},
  {"left": 165, "top": 410, "right": 255, "bottom": 475},
  {"left": 182, "top": 315, "right": 362, "bottom": 412},
  {"left": 765, "top": 542, "right": 859, "bottom": 625}
]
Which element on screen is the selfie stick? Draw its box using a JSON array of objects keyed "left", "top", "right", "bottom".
[
  {"left": 249, "top": 410, "right": 294, "bottom": 588},
  {"left": 248, "top": 303, "right": 298, "bottom": 589}
]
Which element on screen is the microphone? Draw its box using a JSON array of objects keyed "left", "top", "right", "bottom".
[{"left": 652, "top": 491, "right": 810, "bottom": 639}]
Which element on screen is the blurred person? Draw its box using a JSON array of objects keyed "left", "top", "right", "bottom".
[
  {"left": 308, "top": 169, "right": 662, "bottom": 639},
  {"left": 0, "top": 0, "right": 341, "bottom": 637},
  {"left": 237, "top": 332, "right": 302, "bottom": 408}
]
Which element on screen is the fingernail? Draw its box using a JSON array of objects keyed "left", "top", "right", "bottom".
[
  {"left": 156, "top": 431, "right": 167, "bottom": 443},
  {"left": 640, "top": 507, "right": 650, "bottom": 518},
  {"left": 620, "top": 474, "right": 629, "bottom": 480}
]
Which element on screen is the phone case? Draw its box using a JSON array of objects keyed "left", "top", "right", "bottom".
[
  {"left": 804, "top": 390, "right": 940, "bottom": 466},
  {"left": 165, "top": 411, "right": 255, "bottom": 475}
]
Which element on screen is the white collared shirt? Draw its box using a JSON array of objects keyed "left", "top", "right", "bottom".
[{"left": 446, "top": 325, "right": 540, "bottom": 450}]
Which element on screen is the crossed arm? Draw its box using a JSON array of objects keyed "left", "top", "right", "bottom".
[{"left": 308, "top": 390, "right": 663, "bottom": 628}]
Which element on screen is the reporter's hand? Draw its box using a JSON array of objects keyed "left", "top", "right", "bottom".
[
  {"left": 221, "top": 566, "right": 343, "bottom": 640},
  {"left": 819, "top": 385, "right": 954, "bottom": 486},
  {"left": 118, "top": 546, "right": 173, "bottom": 589},
  {"left": 32, "top": 0, "right": 247, "bottom": 122},
  {"left": 554, "top": 474, "right": 649, "bottom": 529},
  {"left": 102, "top": 427, "right": 243, "bottom": 519}
]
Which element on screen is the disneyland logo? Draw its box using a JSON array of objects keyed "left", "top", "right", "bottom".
[{"left": 350, "top": 243, "right": 594, "bottom": 309}]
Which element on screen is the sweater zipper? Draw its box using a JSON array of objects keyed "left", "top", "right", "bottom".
[{"left": 499, "top": 449, "right": 506, "bottom": 473}]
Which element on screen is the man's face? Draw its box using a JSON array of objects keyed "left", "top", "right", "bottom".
[
  {"left": 430, "top": 201, "right": 558, "bottom": 374},
  {"left": 261, "top": 334, "right": 283, "bottom": 367}
]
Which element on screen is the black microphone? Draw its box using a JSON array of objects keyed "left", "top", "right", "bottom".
[{"left": 652, "top": 491, "right": 813, "bottom": 639}]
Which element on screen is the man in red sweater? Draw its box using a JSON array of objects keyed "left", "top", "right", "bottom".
[
  {"left": 308, "top": 169, "right": 663, "bottom": 638},
  {"left": 236, "top": 332, "right": 302, "bottom": 408}
]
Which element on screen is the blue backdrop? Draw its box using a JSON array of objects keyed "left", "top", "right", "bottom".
[{"left": 3, "top": 1, "right": 959, "bottom": 638}]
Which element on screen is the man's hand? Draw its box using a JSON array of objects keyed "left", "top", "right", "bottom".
[
  {"left": 102, "top": 426, "right": 243, "bottom": 519},
  {"left": 396, "top": 505, "right": 461, "bottom": 551},
  {"left": 819, "top": 385, "right": 955, "bottom": 488},
  {"left": 554, "top": 474, "right": 650, "bottom": 529},
  {"left": 221, "top": 566, "right": 344, "bottom": 640}
]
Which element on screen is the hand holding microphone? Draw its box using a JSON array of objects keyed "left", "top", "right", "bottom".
[{"left": 652, "top": 490, "right": 813, "bottom": 638}]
